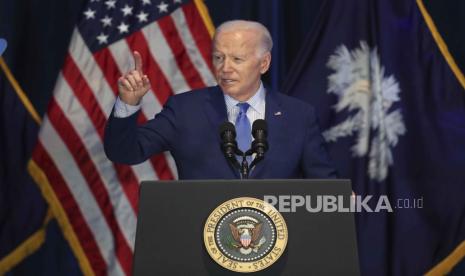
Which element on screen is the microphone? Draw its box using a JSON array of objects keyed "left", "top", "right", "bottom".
[
  {"left": 251, "top": 119, "right": 268, "bottom": 158},
  {"left": 219, "top": 122, "right": 240, "bottom": 159}
]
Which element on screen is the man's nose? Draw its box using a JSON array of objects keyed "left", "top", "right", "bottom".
[{"left": 222, "top": 58, "right": 233, "bottom": 73}]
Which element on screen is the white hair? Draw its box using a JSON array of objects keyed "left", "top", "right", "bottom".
[{"left": 213, "top": 20, "right": 273, "bottom": 56}]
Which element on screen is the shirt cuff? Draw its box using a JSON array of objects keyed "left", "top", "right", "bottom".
[{"left": 113, "top": 97, "right": 141, "bottom": 118}]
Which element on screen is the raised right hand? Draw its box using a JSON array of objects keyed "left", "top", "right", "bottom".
[{"left": 118, "top": 51, "right": 151, "bottom": 106}]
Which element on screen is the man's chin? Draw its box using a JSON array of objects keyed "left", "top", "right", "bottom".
[{"left": 219, "top": 86, "right": 237, "bottom": 96}]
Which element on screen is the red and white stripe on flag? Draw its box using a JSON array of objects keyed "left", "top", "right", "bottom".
[{"left": 31, "top": 0, "right": 215, "bottom": 275}]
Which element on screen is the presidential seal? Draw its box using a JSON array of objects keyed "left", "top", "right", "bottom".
[{"left": 203, "top": 197, "right": 288, "bottom": 273}]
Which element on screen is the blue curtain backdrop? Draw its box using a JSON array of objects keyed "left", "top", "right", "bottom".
[{"left": 0, "top": 0, "right": 464, "bottom": 275}]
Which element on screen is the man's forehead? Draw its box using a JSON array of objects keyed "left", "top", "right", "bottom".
[
  {"left": 215, "top": 29, "right": 258, "bottom": 41},
  {"left": 213, "top": 30, "right": 260, "bottom": 51}
]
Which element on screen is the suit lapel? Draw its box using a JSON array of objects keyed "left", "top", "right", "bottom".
[
  {"left": 203, "top": 86, "right": 228, "bottom": 130},
  {"left": 203, "top": 86, "right": 240, "bottom": 178},
  {"left": 250, "top": 89, "right": 284, "bottom": 178}
]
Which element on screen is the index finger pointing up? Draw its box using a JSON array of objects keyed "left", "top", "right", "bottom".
[{"left": 133, "top": 51, "right": 143, "bottom": 73}]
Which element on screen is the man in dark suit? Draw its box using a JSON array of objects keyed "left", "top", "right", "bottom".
[{"left": 104, "top": 20, "right": 337, "bottom": 179}]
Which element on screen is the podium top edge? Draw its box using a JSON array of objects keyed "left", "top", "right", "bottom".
[{"left": 140, "top": 179, "right": 351, "bottom": 186}]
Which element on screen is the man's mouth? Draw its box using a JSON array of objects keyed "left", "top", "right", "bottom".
[{"left": 221, "top": 78, "right": 237, "bottom": 84}]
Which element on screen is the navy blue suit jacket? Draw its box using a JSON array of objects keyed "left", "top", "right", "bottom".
[{"left": 104, "top": 86, "right": 337, "bottom": 179}]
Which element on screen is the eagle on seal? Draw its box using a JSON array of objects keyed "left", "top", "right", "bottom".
[{"left": 229, "top": 216, "right": 265, "bottom": 255}]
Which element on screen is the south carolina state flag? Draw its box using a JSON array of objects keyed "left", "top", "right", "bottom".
[{"left": 284, "top": 0, "right": 465, "bottom": 275}]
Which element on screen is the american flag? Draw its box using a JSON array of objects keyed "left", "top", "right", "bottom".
[{"left": 28, "top": 0, "right": 215, "bottom": 275}]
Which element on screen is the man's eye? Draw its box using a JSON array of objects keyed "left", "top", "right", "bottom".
[
  {"left": 214, "top": 55, "right": 223, "bottom": 61},
  {"left": 234, "top": 57, "right": 243, "bottom": 62}
]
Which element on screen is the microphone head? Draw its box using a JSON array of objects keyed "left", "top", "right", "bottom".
[
  {"left": 252, "top": 119, "right": 267, "bottom": 137},
  {"left": 219, "top": 122, "right": 239, "bottom": 157},
  {"left": 251, "top": 119, "right": 268, "bottom": 156},
  {"left": 219, "top": 121, "right": 236, "bottom": 138}
]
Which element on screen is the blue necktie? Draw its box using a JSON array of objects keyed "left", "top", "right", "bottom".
[{"left": 235, "top": 103, "right": 251, "bottom": 162}]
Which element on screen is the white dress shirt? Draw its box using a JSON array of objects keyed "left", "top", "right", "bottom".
[{"left": 224, "top": 82, "right": 266, "bottom": 125}]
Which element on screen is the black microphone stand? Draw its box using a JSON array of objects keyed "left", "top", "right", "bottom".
[
  {"left": 240, "top": 154, "right": 249, "bottom": 179},
  {"left": 239, "top": 149, "right": 255, "bottom": 179},
  {"left": 225, "top": 146, "right": 267, "bottom": 179},
  {"left": 225, "top": 148, "right": 251, "bottom": 179}
]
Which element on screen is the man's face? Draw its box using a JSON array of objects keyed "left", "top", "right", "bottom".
[{"left": 212, "top": 30, "right": 271, "bottom": 101}]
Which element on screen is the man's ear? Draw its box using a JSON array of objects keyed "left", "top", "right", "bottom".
[{"left": 260, "top": 52, "right": 271, "bottom": 74}]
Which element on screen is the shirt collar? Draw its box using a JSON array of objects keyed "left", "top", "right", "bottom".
[{"left": 224, "top": 82, "right": 265, "bottom": 115}]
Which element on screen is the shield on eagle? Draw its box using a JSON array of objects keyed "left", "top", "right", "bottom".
[{"left": 240, "top": 232, "right": 252, "bottom": 247}]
